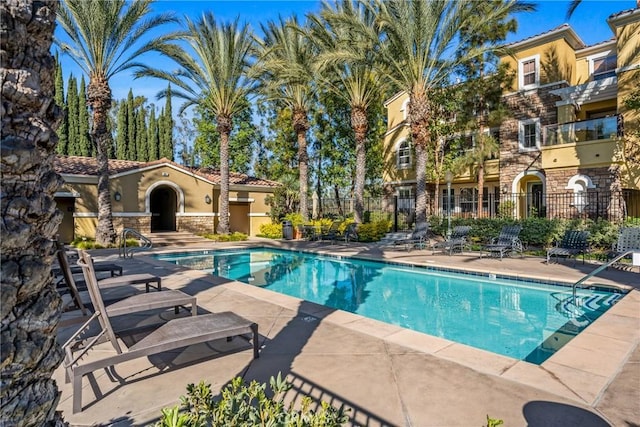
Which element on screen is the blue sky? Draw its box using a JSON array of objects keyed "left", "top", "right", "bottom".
[{"left": 54, "top": 0, "right": 637, "bottom": 109}]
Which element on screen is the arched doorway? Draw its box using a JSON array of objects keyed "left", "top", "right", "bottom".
[
  {"left": 512, "top": 170, "right": 546, "bottom": 218},
  {"left": 150, "top": 185, "right": 177, "bottom": 232}
]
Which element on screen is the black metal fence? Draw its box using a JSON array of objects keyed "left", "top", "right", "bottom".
[{"left": 317, "top": 190, "right": 640, "bottom": 231}]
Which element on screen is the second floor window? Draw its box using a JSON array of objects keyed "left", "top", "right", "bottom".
[
  {"left": 397, "top": 139, "right": 412, "bottom": 169},
  {"left": 518, "top": 55, "right": 539, "bottom": 89},
  {"left": 519, "top": 119, "right": 540, "bottom": 151},
  {"left": 592, "top": 55, "right": 616, "bottom": 80}
]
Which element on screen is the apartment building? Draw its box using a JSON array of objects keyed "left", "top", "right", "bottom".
[{"left": 383, "top": 8, "right": 639, "bottom": 221}]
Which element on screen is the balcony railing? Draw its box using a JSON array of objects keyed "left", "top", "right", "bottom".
[{"left": 543, "top": 115, "right": 621, "bottom": 147}]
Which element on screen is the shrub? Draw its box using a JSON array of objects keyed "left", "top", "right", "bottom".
[
  {"left": 156, "top": 374, "right": 349, "bottom": 427},
  {"left": 284, "top": 212, "right": 305, "bottom": 228},
  {"left": 357, "top": 219, "right": 391, "bottom": 242},
  {"left": 259, "top": 222, "right": 283, "bottom": 239},
  {"left": 200, "top": 232, "right": 248, "bottom": 242},
  {"left": 70, "top": 236, "right": 107, "bottom": 249}
]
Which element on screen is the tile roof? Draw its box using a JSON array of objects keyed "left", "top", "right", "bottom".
[
  {"left": 54, "top": 155, "right": 281, "bottom": 188},
  {"left": 505, "top": 23, "right": 585, "bottom": 50}
]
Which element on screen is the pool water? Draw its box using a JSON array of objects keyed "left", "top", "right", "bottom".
[{"left": 153, "top": 248, "right": 623, "bottom": 364}]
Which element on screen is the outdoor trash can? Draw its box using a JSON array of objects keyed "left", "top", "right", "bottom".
[{"left": 282, "top": 221, "right": 293, "bottom": 240}]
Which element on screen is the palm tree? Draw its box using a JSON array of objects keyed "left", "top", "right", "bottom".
[
  {"left": 136, "top": 13, "right": 256, "bottom": 234},
  {"left": 370, "top": 0, "right": 529, "bottom": 226},
  {"left": 56, "top": 0, "right": 175, "bottom": 245},
  {"left": 1, "top": 1, "right": 66, "bottom": 424},
  {"left": 255, "top": 17, "right": 316, "bottom": 222},
  {"left": 306, "top": 0, "right": 387, "bottom": 224}
]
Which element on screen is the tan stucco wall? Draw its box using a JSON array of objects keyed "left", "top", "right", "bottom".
[
  {"left": 59, "top": 163, "right": 276, "bottom": 239},
  {"left": 541, "top": 138, "right": 623, "bottom": 170}
]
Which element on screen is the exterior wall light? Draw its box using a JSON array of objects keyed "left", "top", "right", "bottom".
[
  {"left": 204, "top": 194, "right": 212, "bottom": 204},
  {"left": 114, "top": 192, "right": 122, "bottom": 201}
]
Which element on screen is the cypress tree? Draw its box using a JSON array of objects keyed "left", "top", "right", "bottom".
[
  {"left": 160, "top": 84, "right": 174, "bottom": 160},
  {"left": 136, "top": 106, "right": 148, "bottom": 161},
  {"left": 78, "top": 75, "right": 92, "bottom": 156},
  {"left": 147, "top": 107, "right": 160, "bottom": 161},
  {"left": 66, "top": 74, "right": 79, "bottom": 156},
  {"left": 126, "top": 89, "right": 136, "bottom": 161},
  {"left": 54, "top": 53, "right": 68, "bottom": 155},
  {"left": 116, "top": 99, "right": 128, "bottom": 159}
]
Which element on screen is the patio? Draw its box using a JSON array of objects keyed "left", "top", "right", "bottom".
[{"left": 54, "top": 239, "right": 640, "bottom": 426}]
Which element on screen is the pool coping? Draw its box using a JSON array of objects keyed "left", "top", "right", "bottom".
[{"left": 140, "top": 243, "right": 640, "bottom": 408}]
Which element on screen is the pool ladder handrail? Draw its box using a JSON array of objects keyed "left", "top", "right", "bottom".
[
  {"left": 119, "top": 228, "right": 152, "bottom": 258},
  {"left": 572, "top": 250, "right": 636, "bottom": 304}
]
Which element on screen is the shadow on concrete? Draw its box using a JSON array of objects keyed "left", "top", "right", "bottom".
[{"left": 523, "top": 401, "right": 610, "bottom": 427}]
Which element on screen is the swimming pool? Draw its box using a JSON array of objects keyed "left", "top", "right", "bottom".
[{"left": 153, "top": 248, "right": 624, "bottom": 364}]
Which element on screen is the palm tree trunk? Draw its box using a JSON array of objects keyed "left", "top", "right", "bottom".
[
  {"left": 351, "top": 106, "right": 368, "bottom": 224},
  {"left": 217, "top": 116, "right": 232, "bottom": 234},
  {"left": 87, "top": 74, "right": 116, "bottom": 245},
  {"left": 1, "top": 1, "right": 66, "bottom": 424},
  {"left": 293, "top": 109, "right": 309, "bottom": 222},
  {"left": 477, "top": 162, "right": 485, "bottom": 217},
  {"left": 409, "top": 90, "right": 431, "bottom": 226}
]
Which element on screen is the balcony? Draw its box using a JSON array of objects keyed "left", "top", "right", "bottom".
[
  {"left": 543, "top": 115, "right": 621, "bottom": 146},
  {"left": 541, "top": 116, "right": 623, "bottom": 170}
]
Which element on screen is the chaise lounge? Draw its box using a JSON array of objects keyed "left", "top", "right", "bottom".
[
  {"left": 480, "top": 225, "right": 523, "bottom": 260},
  {"left": 546, "top": 230, "right": 590, "bottom": 265},
  {"left": 63, "top": 251, "right": 260, "bottom": 413},
  {"left": 431, "top": 225, "right": 472, "bottom": 256}
]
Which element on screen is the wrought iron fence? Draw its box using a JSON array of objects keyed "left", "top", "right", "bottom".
[{"left": 316, "top": 190, "right": 640, "bottom": 231}]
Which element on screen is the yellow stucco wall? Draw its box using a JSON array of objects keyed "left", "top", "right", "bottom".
[
  {"left": 541, "top": 138, "right": 623, "bottom": 170},
  {"left": 59, "top": 163, "right": 276, "bottom": 239}
]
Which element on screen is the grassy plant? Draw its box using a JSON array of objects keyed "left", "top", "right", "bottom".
[
  {"left": 200, "top": 232, "right": 248, "bottom": 242},
  {"left": 157, "top": 374, "right": 349, "bottom": 427}
]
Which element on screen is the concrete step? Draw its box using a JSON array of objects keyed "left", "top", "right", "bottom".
[{"left": 148, "top": 232, "right": 213, "bottom": 247}]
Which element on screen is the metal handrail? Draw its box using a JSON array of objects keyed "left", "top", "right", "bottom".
[
  {"left": 572, "top": 250, "right": 637, "bottom": 304},
  {"left": 119, "top": 228, "right": 152, "bottom": 258}
]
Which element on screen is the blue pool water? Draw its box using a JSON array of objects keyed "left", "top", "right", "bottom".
[{"left": 153, "top": 248, "right": 623, "bottom": 364}]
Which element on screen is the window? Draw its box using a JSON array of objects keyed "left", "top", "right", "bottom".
[
  {"left": 518, "top": 55, "right": 539, "bottom": 89},
  {"left": 518, "top": 119, "right": 540, "bottom": 151},
  {"left": 397, "top": 139, "right": 412, "bottom": 169},
  {"left": 460, "top": 188, "right": 478, "bottom": 214},
  {"left": 591, "top": 54, "right": 616, "bottom": 80},
  {"left": 397, "top": 187, "right": 414, "bottom": 212},
  {"left": 401, "top": 99, "right": 410, "bottom": 121},
  {"left": 566, "top": 174, "right": 595, "bottom": 213}
]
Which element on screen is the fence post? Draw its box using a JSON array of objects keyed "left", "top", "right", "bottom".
[{"left": 394, "top": 196, "right": 398, "bottom": 232}]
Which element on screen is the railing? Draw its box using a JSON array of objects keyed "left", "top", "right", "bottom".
[
  {"left": 572, "top": 250, "right": 637, "bottom": 304},
  {"left": 119, "top": 228, "right": 152, "bottom": 258},
  {"left": 543, "top": 115, "right": 620, "bottom": 146}
]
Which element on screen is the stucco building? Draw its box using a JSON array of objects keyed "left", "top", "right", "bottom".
[
  {"left": 383, "top": 8, "right": 639, "bottom": 221},
  {"left": 54, "top": 156, "right": 279, "bottom": 242}
]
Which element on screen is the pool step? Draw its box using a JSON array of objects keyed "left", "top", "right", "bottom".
[{"left": 149, "top": 232, "right": 213, "bottom": 247}]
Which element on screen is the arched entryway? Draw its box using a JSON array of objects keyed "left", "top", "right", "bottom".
[
  {"left": 512, "top": 170, "right": 546, "bottom": 218},
  {"left": 150, "top": 185, "right": 177, "bottom": 232}
]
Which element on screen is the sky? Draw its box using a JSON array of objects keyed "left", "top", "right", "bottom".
[{"left": 54, "top": 0, "right": 637, "bottom": 114}]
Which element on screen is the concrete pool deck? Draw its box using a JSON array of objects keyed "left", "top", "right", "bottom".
[{"left": 54, "top": 239, "right": 640, "bottom": 426}]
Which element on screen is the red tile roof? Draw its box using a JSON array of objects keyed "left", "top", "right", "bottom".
[{"left": 54, "top": 155, "right": 281, "bottom": 188}]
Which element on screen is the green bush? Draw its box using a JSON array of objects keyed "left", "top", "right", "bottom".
[
  {"left": 284, "top": 212, "right": 305, "bottom": 228},
  {"left": 200, "top": 232, "right": 248, "bottom": 242},
  {"left": 156, "top": 374, "right": 349, "bottom": 427},
  {"left": 357, "top": 219, "right": 392, "bottom": 242},
  {"left": 70, "top": 236, "right": 107, "bottom": 249},
  {"left": 259, "top": 222, "right": 283, "bottom": 239}
]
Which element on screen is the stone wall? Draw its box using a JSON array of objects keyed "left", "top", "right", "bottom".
[
  {"left": 178, "top": 216, "right": 216, "bottom": 234},
  {"left": 112, "top": 215, "right": 151, "bottom": 236},
  {"left": 499, "top": 84, "right": 566, "bottom": 189}
]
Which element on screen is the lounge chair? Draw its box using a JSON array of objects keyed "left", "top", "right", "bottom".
[
  {"left": 55, "top": 245, "right": 162, "bottom": 315},
  {"left": 607, "top": 227, "right": 640, "bottom": 270},
  {"left": 319, "top": 221, "right": 342, "bottom": 242},
  {"left": 546, "top": 230, "right": 590, "bottom": 265},
  {"left": 481, "top": 225, "right": 523, "bottom": 260},
  {"left": 431, "top": 226, "right": 472, "bottom": 256},
  {"left": 393, "top": 222, "right": 430, "bottom": 251},
  {"left": 344, "top": 223, "right": 359, "bottom": 242},
  {"left": 53, "top": 240, "right": 123, "bottom": 278},
  {"left": 64, "top": 251, "right": 259, "bottom": 413}
]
